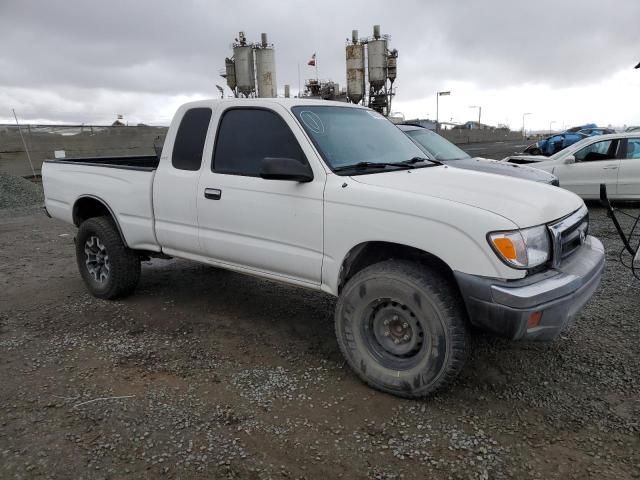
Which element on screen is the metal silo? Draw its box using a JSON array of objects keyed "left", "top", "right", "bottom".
[
  {"left": 346, "top": 29, "right": 365, "bottom": 104},
  {"left": 387, "top": 49, "right": 398, "bottom": 83},
  {"left": 224, "top": 58, "right": 236, "bottom": 91},
  {"left": 255, "top": 33, "right": 277, "bottom": 98},
  {"left": 233, "top": 32, "right": 255, "bottom": 97},
  {"left": 367, "top": 25, "right": 387, "bottom": 92}
]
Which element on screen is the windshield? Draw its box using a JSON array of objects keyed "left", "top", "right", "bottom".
[
  {"left": 404, "top": 129, "right": 470, "bottom": 161},
  {"left": 291, "top": 106, "right": 426, "bottom": 172}
]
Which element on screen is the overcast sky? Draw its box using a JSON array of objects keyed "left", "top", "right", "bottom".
[{"left": 1, "top": 0, "right": 639, "bottom": 130}]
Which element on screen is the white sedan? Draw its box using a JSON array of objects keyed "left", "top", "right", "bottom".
[{"left": 503, "top": 132, "right": 640, "bottom": 200}]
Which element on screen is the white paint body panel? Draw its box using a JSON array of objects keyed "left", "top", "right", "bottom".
[
  {"left": 43, "top": 98, "right": 589, "bottom": 297},
  {"left": 42, "top": 162, "right": 159, "bottom": 251},
  {"left": 196, "top": 102, "right": 325, "bottom": 286}
]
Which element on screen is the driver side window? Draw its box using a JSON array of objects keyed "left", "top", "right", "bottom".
[
  {"left": 212, "top": 108, "right": 307, "bottom": 177},
  {"left": 574, "top": 139, "right": 618, "bottom": 162}
]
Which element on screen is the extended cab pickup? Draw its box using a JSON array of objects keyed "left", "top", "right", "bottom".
[{"left": 43, "top": 99, "right": 605, "bottom": 398}]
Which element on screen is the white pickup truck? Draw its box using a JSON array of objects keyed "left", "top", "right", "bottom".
[{"left": 43, "top": 99, "right": 605, "bottom": 398}]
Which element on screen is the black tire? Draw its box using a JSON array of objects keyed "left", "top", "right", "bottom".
[
  {"left": 75, "top": 216, "right": 141, "bottom": 299},
  {"left": 335, "top": 260, "right": 469, "bottom": 398}
]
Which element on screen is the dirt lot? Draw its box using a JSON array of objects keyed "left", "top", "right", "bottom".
[{"left": 0, "top": 201, "right": 638, "bottom": 480}]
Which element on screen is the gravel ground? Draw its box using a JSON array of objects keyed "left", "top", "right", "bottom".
[
  {"left": 0, "top": 174, "right": 43, "bottom": 210},
  {"left": 0, "top": 185, "right": 638, "bottom": 479}
]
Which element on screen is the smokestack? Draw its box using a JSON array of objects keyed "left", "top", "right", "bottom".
[
  {"left": 352, "top": 30, "right": 358, "bottom": 43},
  {"left": 284, "top": 84, "right": 290, "bottom": 98},
  {"left": 261, "top": 33, "right": 268, "bottom": 47},
  {"left": 373, "top": 25, "right": 380, "bottom": 39}
]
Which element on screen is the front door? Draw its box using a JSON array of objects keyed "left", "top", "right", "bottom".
[
  {"left": 196, "top": 105, "right": 325, "bottom": 286},
  {"left": 616, "top": 137, "right": 640, "bottom": 199},
  {"left": 554, "top": 138, "right": 620, "bottom": 199}
]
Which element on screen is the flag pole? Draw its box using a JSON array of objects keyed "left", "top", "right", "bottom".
[{"left": 315, "top": 54, "right": 318, "bottom": 82}]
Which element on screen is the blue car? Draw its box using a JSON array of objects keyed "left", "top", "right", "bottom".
[{"left": 523, "top": 124, "right": 615, "bottom": 156}]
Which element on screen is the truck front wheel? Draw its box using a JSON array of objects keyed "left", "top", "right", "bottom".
[
  {"left": 75, "top": 216, "right": 141, "bottom": 299},
  {"left": 335, "top": 260, "right": 469, "bottom": 398}
]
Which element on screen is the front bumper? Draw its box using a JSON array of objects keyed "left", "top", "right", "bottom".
[{"left": 455, "top": 235, "right": 605, "bottom": 340}]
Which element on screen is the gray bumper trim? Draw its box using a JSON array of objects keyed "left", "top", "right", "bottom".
[{"left": 455, "top": 236, "right": 605, "bottom": 340}]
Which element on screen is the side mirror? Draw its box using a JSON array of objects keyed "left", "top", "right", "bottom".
[
  {"left": 564, "top": 155, "right": 576, "bottom": 165},
  {"left": 260, "top": 157, "right": 313, "bottom": 182}
]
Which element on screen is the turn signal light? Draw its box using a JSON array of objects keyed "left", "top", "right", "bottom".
[
  {"left": 493, "top": 237, "right": 517, "bottom": 260},
  {"left": 527, "top": 311, "right": 542, "bottom": 329}
]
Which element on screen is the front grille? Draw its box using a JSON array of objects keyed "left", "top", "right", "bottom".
[{"left": 547, "top": 205, "right": 589, "bottom": 268}]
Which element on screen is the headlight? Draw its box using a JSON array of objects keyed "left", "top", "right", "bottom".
[{"left": 488, "top": 225, "right": 551, "bottom": 269}]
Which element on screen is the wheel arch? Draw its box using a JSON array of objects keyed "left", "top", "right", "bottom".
[
  {"left": 337, "top": 241, "right": 458, "bottom": 295},
  {"left": 72, "top": 195, "right": 128, "bottom": 248}
]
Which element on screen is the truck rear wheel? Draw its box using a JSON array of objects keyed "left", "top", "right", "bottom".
[
  {"left": 335, "top": 260, "right": 469, "bottom": 398},
  {"left": 75, "top": 216, "right": 140, "bottom": 299}
]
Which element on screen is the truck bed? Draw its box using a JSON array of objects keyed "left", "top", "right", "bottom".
[
  {"left": 44, "top": 154, "right": 159, "bottom": 171},
  {"left": 42, "top": 156, "right": 160, "bottom": 252}
]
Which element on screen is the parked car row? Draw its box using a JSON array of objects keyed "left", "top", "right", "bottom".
[
  {"left": 523, "top": 124, "right": 616, "bottom": 157},
  {"left": 503, "top": 133, "right": 640, "bottom": 200},
  {"left": 395, "top": 123, "right": 639, "bottom": 201},
  {"left": 397, "top": 124, "right": 559, "bottom": 185}
]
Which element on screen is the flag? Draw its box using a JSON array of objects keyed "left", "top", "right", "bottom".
[{"left": 307, "top": 53, "right": 316, "bottom": 66}]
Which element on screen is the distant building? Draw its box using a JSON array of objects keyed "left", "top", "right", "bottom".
[{"left": 453, "top": 121, "right": 494, "bottom": 130}]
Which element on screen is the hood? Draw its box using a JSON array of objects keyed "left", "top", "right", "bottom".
[
  {"left": 449, "top": 157, "right": 556, "bottom": 183},
  {"left": 350, "top": 165, "right": 582, "bottom": 229}
]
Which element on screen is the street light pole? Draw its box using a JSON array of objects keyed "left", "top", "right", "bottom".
[
  {"left": 436, "top": 91, "right": 451, "bottom": 132},
  {"left": 522, "top": 112, "right": 532, "bottom": 140}
]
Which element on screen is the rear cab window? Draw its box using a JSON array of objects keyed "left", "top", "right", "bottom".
[{"left": 172, "top": 107, "right": 212, "bottom": 171}]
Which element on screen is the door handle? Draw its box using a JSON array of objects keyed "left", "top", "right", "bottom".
[
  {"left": 204, "top": 188, "right": 222, "bottom": 200},
  {"left": 602, "top": 165, "right": 618, "bottom": 170}
]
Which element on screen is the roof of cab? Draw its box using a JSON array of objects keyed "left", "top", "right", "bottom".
[{"left": 178, "top": 98, "right": 367, "bottom": 110}]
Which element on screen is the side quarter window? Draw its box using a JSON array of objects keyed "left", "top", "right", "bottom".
[
  {"left": 212, "top": 108, "right": 307, "bottom": 176},
  {"left": 172, "top": 108, "right": 212, "bottom": 171}
]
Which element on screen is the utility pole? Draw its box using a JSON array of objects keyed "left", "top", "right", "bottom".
[{"left": 469, "top": 105, "right": 482, "bottom": 128}]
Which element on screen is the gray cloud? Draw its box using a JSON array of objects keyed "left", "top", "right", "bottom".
[{"left": 1, "top": 0, "right": 638, "bottom": 124}]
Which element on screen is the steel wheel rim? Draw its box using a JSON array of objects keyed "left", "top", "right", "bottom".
[
  {"left": 85, "top": 235, "right": 110, "bottom": 284},
  {"left": 360, "top": 298, "right": 429, "bottom": 370}
]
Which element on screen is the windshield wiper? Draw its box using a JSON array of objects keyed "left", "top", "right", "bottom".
[
  {"left": 332, "top": 157, "right": 442, "bottom": 173},
  {"left": 333, "top": 161, "right": 409, "bottom": 172},
  {"left": 397, "top": 156, "right": 443, "bottom": 166}
]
